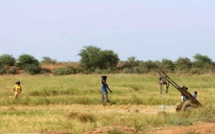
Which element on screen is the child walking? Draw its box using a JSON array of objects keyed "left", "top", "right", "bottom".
[
  {"left": 13, "top": 81, "right": 22, "bottom": 99},
  {"left": 101, "top": 76, "right": 112, "bottom": 102}
]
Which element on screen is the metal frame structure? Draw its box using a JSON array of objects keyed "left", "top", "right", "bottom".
[{"left": 159, "top": 72, "right": 202, "bottom": 107}]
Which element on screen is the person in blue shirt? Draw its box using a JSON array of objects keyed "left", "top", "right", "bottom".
[
  {"left": 177, "top": 86, "right": 190, "bottom": 111},
  {"left": 181, "top": 86, "right": 189, "bottom": 102},
  {"left": 101, "top": 76, "right": 112, "bottom": 102},
  {"left": 183, "top": 95, "right": 189, "bottom": 102},
  {"left": 181, "top": 88, "right": 199, "bottom": 111}
]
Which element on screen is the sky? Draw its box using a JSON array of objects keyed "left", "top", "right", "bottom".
[{"left": 0, "top": 0, "right": 214, "bottom": 62}]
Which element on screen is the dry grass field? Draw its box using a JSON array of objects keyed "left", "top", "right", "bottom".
[{"left": 0, "top": 74, "right": 214, "bottom": 134}]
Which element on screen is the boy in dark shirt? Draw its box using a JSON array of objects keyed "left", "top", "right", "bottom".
[{"left": 101, "top": 76, "right": 112, "bottom": 102}]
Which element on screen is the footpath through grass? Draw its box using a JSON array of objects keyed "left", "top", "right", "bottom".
[{"left": 0, "top": 74, "right": 214, "bottom": 133}]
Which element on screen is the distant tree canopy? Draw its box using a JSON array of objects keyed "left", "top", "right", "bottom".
[
  {"left": 40, "top": 56, "right": 57, "bottom": 65},
  {"left": 174, "top": 57, "right": 192, "bottom": 73},
  {"left": 161, "top": 59, "right": 174, "bottom": 72},
  {"left": 0, "top": 50, "right": 214, "bottom": 75},
  {"left": 193, "top": 53, "right": 213, "bottom": 69},
  {"left": 16, "top": 54, "right": 41, "bottom": 74},
  {"left": 98, "top": 50, "right": 119, "bottom": 69},
  {"left": 124, "top": 57, "right": 140, "bottom": 68},
  {"left": 78, "top": 46, "right": 119, "bottom": 71},
  {"left": 0, "top": 54, "right": 16, "bottom": 66},
  {"left": 16, "top": 54, "right": 39, "bottom": 67}
]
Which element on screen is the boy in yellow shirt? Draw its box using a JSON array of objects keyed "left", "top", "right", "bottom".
[{"left": 13, "top": 81, "right": 22, "bottom": 99}]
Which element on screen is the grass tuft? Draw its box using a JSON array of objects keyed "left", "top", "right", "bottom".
[
  {"left": 67, "top": 112, "right": 96, "bottom": 123},
  {"left": 108, "top": 128, "right": 126, "bottom": 134},
  {"left": 67, "top": 112, "right": 79, "bottom": 120},
  {"left": 78, "top": 113, "right": 96, "bottom": 123}
]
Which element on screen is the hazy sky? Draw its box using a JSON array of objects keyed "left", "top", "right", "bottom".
[{"left": 0, "top": 0, "right": 214, "bottom": 62}]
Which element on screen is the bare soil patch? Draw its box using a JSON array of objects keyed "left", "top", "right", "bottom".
[
  {"left": 83, "top": 125, "right": 138, "bottom": 134},
  {"left": 40, "top": 131, "right": 71, "bottom": 134},
  {"left": 147, "top": 122, "right": 215, "bottom": 134},
  {"left": 84, "top": 122, "right": 215, "bottom": 134}
]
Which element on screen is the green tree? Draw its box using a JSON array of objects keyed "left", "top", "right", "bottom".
[
  {"left": 174, "top": 57, "right": 192, "bottom": 72},
  {"left": 40, "top": 56, "right": 57, "bottom": 65},
  {"left": 161, "top": 59, "right": 174, "bottom": 72},
  {"left": 193, "top": 53, "right": 213, "bottom": 69},
  {"left": 16, "top": 54, "right": 41, "bottom": 74},
  {"left": 78, "top": 46, "right": 119, "bottom": 71},
  {"left": 78, "top": 46, "right": 101, "bottom": 71},
  {"left": 0, "top": 54, "right": 16, "bottom": 66},
  {"left": 124, "top": 56, "right": 139, "bottom": 68},
  {"left": 98, "top": 50, "right": 119, "bottom": 69},
  {"left": 142, "top": 60, "right": 160, "bottom": 72}
]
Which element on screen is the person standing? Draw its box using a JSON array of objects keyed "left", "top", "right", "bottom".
[
  {"left": 101, "top": 76, "right": 112, "bottom": 102},
  {"left": 13, "top": 81, "right": 22, "bottom": 99}
]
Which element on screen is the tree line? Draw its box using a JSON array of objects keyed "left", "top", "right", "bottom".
[{"left": 0, "top": 46, "right": 214, "bottom": 75}]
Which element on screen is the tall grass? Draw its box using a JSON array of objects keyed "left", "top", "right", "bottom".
[{"left": 0, "top": 74, "right": 214, "bottom": 133}]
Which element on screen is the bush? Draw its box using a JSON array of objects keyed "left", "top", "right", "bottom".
[
  {"left": 0, "top": 66, "right": 6, "bottom": 74},
  {"left": 23, "top": 64, "right": 41, "bottom": 75},
  {"left": 8, "top": 66, "right": 19, "bottom": 74},
  {"left": 40, "top": 68, "right": 51, "bottom": 74},
  {"left": 53, "top": 66, "right": 77, "bottom": 75},
  {"left": 0, "top": 65, "right": 18, "bottom": 74},
  {"left": 189, "top": 68, "right": 204, "bottom": 75},
  {"left": 16, "top": 54, "right": 39, "bottom": 68},
  {"left": 121, "top": 67, "right": 140, "bottom": 74}
]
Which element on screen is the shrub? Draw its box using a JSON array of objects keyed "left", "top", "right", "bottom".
[
  {"left": 15, "top": 54, "right": 41, "bottom": 74},
  {"left": 190, "top": 68, "right": 204, "bottom": 75},
  {"left": 0, "top": 65, "right": 6, "bottom": 74},
  {"left": 23, "top": 64, "right": 41, "bottom": 75},
  {"left": 40, "top": 68, "right": 51, "bottom": 74},
  {"left": 8, "top": 66, "right": 19, "bottom": 74},
  {"left": 0, "top": 65, "right": 19, "bottom": 74},
  {"left": 53, "top": 66, "right": 76, "bottom": 75},
  {"left": 16, "top": 54, "right": 39, "bottom": 68}
]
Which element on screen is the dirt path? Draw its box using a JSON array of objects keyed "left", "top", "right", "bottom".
[
  {"left": 84, "top": 122, "right": 215, "bottom": 134},
  {"left": 147, "top": 122, "right": 215, "bottom": 134}
]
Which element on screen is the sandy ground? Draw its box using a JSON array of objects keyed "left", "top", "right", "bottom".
[
  {"left": 84, "top": 122, "right": 215, "bottom": 134},
  {"left": 147, "top": 122, "right": 215, "bottom": 134}
]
